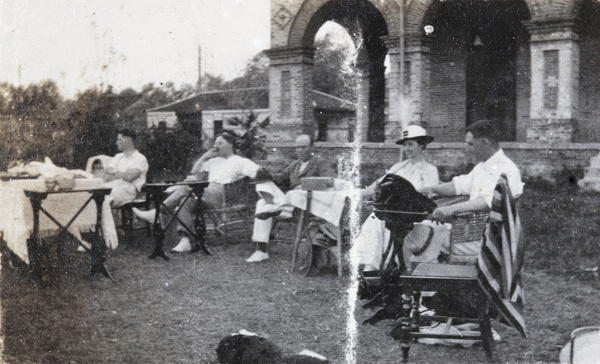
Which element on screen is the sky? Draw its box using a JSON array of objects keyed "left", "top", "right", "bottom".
[{"left": 0, "top": 0, "right": 272, "bottom": 99}]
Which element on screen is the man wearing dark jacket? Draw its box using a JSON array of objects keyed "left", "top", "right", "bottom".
[{"left": 246, "top": 134, "right": 335, "bottom": 263}]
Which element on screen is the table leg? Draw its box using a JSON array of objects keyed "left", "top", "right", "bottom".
[
  {"left": 90, "top": 191, "right": 114, "bottom": 280},
  {"left": 26, "top": 193, "right": 46, "bottom": 281},
  {"left": 148, "top": 193, "right": 169, "bottom": 261},
  {"left": 192, "top": 209, "right": 210, "bottom": 254},
  {"left": 190, "top": 185, "right": 210, "bottom": 254},
  {"left": 170, "top": 194, "right": 209, "bottom": 254}
]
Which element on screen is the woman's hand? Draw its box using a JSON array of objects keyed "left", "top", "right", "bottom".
[
  {"left": 419, "top": 186, "right": 437, "bottom": 198},
  {"left": 429, "top": 205, "right": 455, "bottom": 223}
]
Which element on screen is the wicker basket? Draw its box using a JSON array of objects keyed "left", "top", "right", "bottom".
[
  {"left": 448, "top": 211, "right": 489, "bottom": 264},
  {"left": 57, "top": 178, "right": 76, "bottom": 191}
]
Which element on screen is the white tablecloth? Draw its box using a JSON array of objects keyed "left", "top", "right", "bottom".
[
  {"left": 288, "top": 189, "right": 348, "bottom": 227},
  {"left": 0, "top": 178, "right": 117, "bottom": 264}
]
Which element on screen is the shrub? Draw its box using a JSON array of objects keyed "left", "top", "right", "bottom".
[
  {"left": 226, "top": 111, "right": 269, "bottom": 160},
  {"left": 137, "top": 123, "right": 198, "bottom": 182}
]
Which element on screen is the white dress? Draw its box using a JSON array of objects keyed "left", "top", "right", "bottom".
[{"left": 351, "top": 159, "right": 439, "bottom": 270}]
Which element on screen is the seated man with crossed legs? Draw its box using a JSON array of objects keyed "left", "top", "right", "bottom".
[
  {"left": 246, "top": 134, "right": 335, "bottom": 263},
  {"left": 134, "top": 131, "right": 263, "bottom": 253}
]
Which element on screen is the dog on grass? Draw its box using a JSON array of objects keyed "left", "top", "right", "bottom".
[{"left": 216, "top": 330, "right": 329, "bottom": 364}]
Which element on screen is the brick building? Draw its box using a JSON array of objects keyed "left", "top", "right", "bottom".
[
  {"left": 267, "top": 0, "right": 600, "bottom": 144},
  {"left": 146, "top": 87, "right": 355, "bottom": 144}
]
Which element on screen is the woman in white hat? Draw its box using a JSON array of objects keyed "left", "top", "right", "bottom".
[{"left": 352, "top": 125, "right": 440, "bottom": 272}]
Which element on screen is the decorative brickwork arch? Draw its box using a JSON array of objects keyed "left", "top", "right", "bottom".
[
  {"left": 526, "top": 0, "right": 580, "bottom": 21},
  {"left": 287, "top": 0, "right": 400, "bottom": 48},
  {"left": 404, "top": 0, "right": 563, "bottom": 35},
  {"left": 268, "top": 0, "right": 397, "bottom": 142}
]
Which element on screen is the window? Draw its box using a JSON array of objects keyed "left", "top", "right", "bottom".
[
  {"left": 280, "top": 70, "right": 291, "bottom": 116},
  {"left": 543, "top": 50, "right": 559, "bottom": 110}
]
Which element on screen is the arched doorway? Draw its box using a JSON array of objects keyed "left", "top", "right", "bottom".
[
  {"left": 423, "top": 0, "right": 530, "bottom": 141},
  {"left": 303, "top": 0, "right": 388, "bottom": 142},
  {"left": 267, "top": 0, "right": 393, "bottom": 142}
]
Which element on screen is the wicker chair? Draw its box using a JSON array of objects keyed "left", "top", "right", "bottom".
[
  {"left": 202, "top": 177, "right": 258, "bottom": 245},
  {"left": 85, "top": 155, "right": 151, "bottom": 243}
]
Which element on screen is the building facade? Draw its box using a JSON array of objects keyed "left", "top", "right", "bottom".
[
  {"left": 146, "top": 87, "right": 355, "bottom": 144},
  {"left": 267, "top": 0, "right": 600, "bottom": 144}
]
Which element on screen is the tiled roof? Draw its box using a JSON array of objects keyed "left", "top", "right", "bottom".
[
  {"left": 148, "top": 88, "right": 268, "bottom": 114},
  {"left": 147, "top": 87, "right": 355, "bottom": 114}
]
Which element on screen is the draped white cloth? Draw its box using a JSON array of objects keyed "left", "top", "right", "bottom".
[{"left": 0, "top": 178, "right": 117, "bottom": 264}]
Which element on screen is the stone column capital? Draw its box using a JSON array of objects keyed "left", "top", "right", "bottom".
[
  {"left": 265, "top": 46, "right": 315, "bottom": 66},
  {"left": 381, "top": 35, "right": 401, "bottom": 51},
  {"left": 523, "top": 19, "right": 580, "bottom": 43}
]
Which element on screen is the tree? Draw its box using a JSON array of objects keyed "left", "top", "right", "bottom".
[
  {"left": 0, "top": 80, "right": 70, "bottom": 169},
  {"left": 199, "top": 74, "right": 226, "bottom": 91},
  {"left": 226, "top": 52, "right": 269, "bottom": 90},
  {"left": 65, "top": 86, "right": 121, "bottom": 168},
  {"left": 121, "top": 82, "right": 197, "bottom": 130},
  {"left": 313, "top": 33, "right": 357, "bottom": 102},
  {"left": 212, "top": 37, "right": 356, "bottom": 102}
]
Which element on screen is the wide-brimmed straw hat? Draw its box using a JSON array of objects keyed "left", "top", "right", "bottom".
[{"left": 396, "top": 125, "right": 435, "bottom": 145}]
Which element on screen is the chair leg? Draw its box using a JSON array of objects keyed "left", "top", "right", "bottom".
[
  {"left": 399, "top": 319, "right": 412, "bottom": 363},
  {"left": 301, "top": 242, "right": 314, "bottom": 277},
  {"left": 120, "top": 205, "right": 134, "bottom": 244},
  {"left": 144, "top": 200, "right": 152, "bottom": 236},
  {"left": 480, "top": 308, "right": 494, "bottom": 360},
  {"left": 336, "top": 236, "right": 343, "bottom": 277},
  {"left": 220, "top": 212, "right": 230, "bottom": 246}
]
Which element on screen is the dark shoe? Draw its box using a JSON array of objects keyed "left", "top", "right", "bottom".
[
  {"left": 255, "top": 210, "right": 282, "bottom": 220},
  {"left": 190, "top": 243, "right": 202, "bottom": 254}
]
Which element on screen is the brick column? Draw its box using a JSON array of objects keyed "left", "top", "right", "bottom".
[
  {"left": 383, "top": 35, "right": 431, "bottom": 141},
  {"left": 265, "top": 47, "right": 315, "bottom": 141},
  {"left": 525, "top": 20, "right": 579, "bottom": 143},
  {"left": 355, "top": 50, "right": 370, "bottom": 142},
  {"left": 404, "top": 35, "right": 431, "bottom": 129},
  {"left": 383, "top": 36, "right": 403, "bottom": 142}
]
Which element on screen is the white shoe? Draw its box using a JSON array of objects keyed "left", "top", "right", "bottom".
[
  {"left": 77, "top": 240, "right": 92, "bottom": 252},
  {"left": 132, "top": 208, "right": 156, "bottom": 223},
  {"left": 171, "top": 237, "right": 192, "bottom": 253},
  {"left": 246, "top": 250, "right": 269, "bottom": 263}
]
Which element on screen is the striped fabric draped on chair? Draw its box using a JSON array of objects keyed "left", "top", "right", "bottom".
[{"left": 477, "top": 173, "right": 527, "bottom": 338}]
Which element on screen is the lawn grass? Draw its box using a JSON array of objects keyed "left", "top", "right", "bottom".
[
  {"left": 520, "top": 184, "right": 600, "bottom": 285},
  {"left": 0, "top": 184, "right": 599, "bottom": 363}
]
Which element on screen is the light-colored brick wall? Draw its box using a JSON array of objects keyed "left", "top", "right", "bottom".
[
  {"left": 266, "top": 47, "right": 315, "bottom": 141},
  {"left": 516, "top": 35, "right": 531, "bottom": 142},
  {"left": 262, "top": 141, "right": 600, "bottom": 185},
  {"left": 576, "top": 2, "right": 600, "bottom": 142}
]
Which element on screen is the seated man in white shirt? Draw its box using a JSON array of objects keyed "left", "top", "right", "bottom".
[
  {"left": 103, "top": 129, "right": 149, "bottom": 208},
  {"left": 133, "top": 131, "right": 263, "bottom": 253},
  {"left": 421, "top": 120, "right": 523, "bottom": 222}
]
